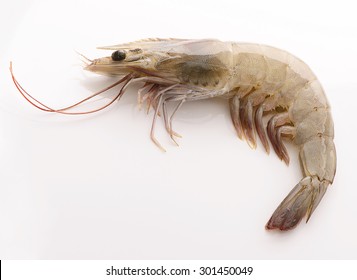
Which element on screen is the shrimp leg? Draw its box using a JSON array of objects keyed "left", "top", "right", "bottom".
[
  {"left": 150, "top": 84, "right": 179, "bottom": 151},
  {"left": 267, "top": 113, "right": 295, "bottom": 165}
]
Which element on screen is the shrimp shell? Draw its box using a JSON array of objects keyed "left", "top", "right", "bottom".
[{"left": 10, "top": 38, "right": 336, "bottom": 231}]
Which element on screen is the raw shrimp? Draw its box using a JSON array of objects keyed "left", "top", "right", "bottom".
[{"left": 10, "top": 38, "right": 336, "bottom": 231}]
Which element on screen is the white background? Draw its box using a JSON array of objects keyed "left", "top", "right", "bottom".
[{"left": 0, "top": 0, "right": 356, "bottom": 259}]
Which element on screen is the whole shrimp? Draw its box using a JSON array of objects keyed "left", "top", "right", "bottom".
[{"left": 10, "top": 38, "right": 336, "bottom": 231}]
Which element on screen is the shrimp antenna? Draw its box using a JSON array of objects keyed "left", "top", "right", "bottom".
[
  {"left": 9, "top": 62, "right": 133, "bottom": 115},
  {"left": 75, "top": 51, "right": 93, "bottom": 63}
]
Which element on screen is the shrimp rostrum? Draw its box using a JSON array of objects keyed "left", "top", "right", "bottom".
[{"left": 11, "top": 38, "right": 336, "bottom": 230}]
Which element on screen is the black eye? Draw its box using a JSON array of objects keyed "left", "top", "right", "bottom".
[{"left": 111, "top": 50, "right": 126, "bottom": 61}]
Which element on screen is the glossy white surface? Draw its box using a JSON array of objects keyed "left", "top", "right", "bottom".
[{"left": 0, "top": 0, "right": 356, "bottom": 259}]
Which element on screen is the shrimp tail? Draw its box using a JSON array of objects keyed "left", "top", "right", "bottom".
[{"left": 265, "top": 176, "right": 329, "bottom": 231}]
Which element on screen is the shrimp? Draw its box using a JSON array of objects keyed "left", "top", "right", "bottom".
[{"left": 10, "top": 38, "right": 336, "bottom": 231}]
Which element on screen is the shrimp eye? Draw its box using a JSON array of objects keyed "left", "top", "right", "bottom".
[{"left": 111, "top": 50, "right": 126, "bottom": 61}]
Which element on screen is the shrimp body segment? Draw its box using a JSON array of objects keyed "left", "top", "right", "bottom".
[{"left": 13, "top": 38, "right": 336, "bottom": 231}]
